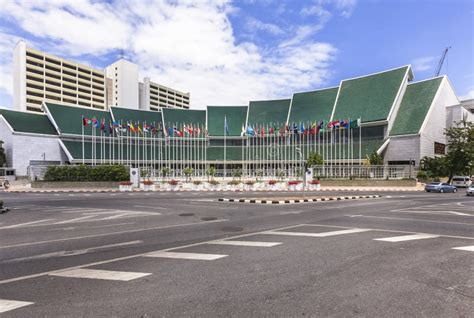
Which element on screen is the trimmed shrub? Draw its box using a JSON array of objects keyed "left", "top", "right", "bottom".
[{"left": 44, "top": 165, "right": 129, "bottom": 182}]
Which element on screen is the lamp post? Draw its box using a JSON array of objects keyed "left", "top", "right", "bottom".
[{"left": 296, "top": 147, "right": 305, "bottom": 198}]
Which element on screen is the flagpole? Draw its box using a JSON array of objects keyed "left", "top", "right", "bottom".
[
  {"left": 359, "top": 117, "right": 362, "bottom": 178},
  {"left": 81, "top": 116, "right": 85, "bottom": 165}
]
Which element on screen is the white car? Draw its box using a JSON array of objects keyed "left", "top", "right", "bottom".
[
  {"left": 452, "top": 176, "right": 472, "bottom": 188},
  {"left": 467, "top": 185, "right": 474, "bottom": 196}
]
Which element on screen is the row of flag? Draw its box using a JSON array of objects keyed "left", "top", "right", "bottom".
[{"left": 241, "top": 119, "right": 361, "bottom": 137}]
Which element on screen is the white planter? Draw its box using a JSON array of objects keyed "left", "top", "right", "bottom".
[
  {"left": 295, "top": 183, "right": 303, "bottom": 191},
  {"left": 143, "top": 184, "right": 155, "bottom": 192},
  {"left": 308, "top": 183, "right": 321, "bottom": 191},
  {"left": 208, "top": 184, "right": 220, "bottom": 191},
  {"left": 227, "top": 184, "right": 239, "bottom": 191},
  {"left": 167, "top": 184, "right": 179, "bottom": 191},
  {"left": 245, "top": 184, "right": 255, "bottom": 191},
  {"left": 183, "top": 183, "right": 193, "bottom": 190},
  {"left": 192, "top": 183, "right": 203, "bottom": 191},
  {"left": 119, "top": 184, "right": 133, "bottom": 192}
]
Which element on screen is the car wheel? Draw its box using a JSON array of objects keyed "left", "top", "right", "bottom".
[
  {"left": 453, "top": 188, "right": 457, "bottom": 193},
  {"left": 440, "top": 189, "right": 444, "bottom": 193}
]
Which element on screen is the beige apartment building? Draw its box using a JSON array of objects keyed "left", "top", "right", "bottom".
[
  {"left": 13, "top": 41, "right": 107, "bottom": 112},
  {"left": 13, "top": 41, "right": 190, "bottom": 113}
]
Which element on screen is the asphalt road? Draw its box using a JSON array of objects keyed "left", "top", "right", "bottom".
[{"left": 0, "top": 190, "right": 473, "bottom": 317}]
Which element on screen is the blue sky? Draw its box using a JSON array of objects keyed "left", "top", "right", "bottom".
[{"left": 0, "top": 0, "right": 473, "bottom": 109}]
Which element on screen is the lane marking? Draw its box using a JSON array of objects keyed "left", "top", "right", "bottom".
[
  {"left": 263, "top": 228, "right": 369, "bottom": 237},
  {"left": 301, "top": 224, "right": 474, "bottom": 241},
  {"left": 345, "top": 215, "right": 474, "bottom": 226},
  {"left": 374, "top": 233, "right": 440, "bottom": 242},
  {"left": 0, "top": 219, "right": 229, "bottom": 249},
  {"left": 0, "top": 223, "right": 303, "bottom": 286},
  {"left": 144, "top": 251, "right": 227, "bottom": 260},
  {"left": 133, "top": 205, "right": 168, "bottom": 210},
  {"left": 49, "top": 222, "right": 135, "bottom": 231},
  {"left": 3, "top": 241, "right": 143, "bottom": 262},
  {"left": 0, "top": 299, "right": 34, "bottom": 313},
  {"left": 207, "top": 240, "right": 282, "bottom": 247},
  {"left": 0, "top": 219, "right": 54, "bottom": 230},
  {"left": 50, "top": 269, "right": 150, "bottom": 281},
  {"left": 452, "top": 245, "right": 474, "bottom": 252}
]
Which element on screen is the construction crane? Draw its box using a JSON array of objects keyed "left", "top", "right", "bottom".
[{"left": 434, "top": 47, "right": 451, "bottom": 77}]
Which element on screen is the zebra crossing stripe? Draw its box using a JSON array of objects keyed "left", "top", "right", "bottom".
[
  {"left": 0, "top": 299, "right": 34, "bottom": 313},
  {"left": 264, "top": 228, "right": 369, "bottom": 237},
  {"left": 451, "top": 245, "right": 474, "bottom": 252},
  {"left": 208, "top": 240, "right": 282, "bottom": 247},
  {"left": 374, "top": 233, "right": 439, "bottom": 242},
  {"left": 49, "top": 269, "right": 151, "bottom": 281},
  {"left": 144, "top": 251, "right": 227, "bottom": 260}
]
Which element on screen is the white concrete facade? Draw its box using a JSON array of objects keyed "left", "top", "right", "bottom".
[
  {"left": 0, "top": 118, "right": 66, "bottom": 177},
  {"left": 141, "top": 77, "right": 190, "bottom": 111},
  {"left": 105, "top": 59, "right": 140, "bottom": 109},
  {"left": 13, "top": 41, "right": 107, "bottom": 113}
]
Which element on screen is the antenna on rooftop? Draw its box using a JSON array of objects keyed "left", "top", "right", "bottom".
[{"left": 434, "top": 46, "right": 451, "bottom": 77}]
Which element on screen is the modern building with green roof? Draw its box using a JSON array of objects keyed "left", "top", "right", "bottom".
[{"left": 0, "top": 66, "right": 464, "bottom": 178}]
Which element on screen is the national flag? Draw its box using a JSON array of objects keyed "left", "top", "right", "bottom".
[
  {"left": 269, "top": 126, "right": 274, "bottom": 134},
  {"left": 100, "top": 119, "right": 105, "bottom": 131},
  {"left": 350, "top": 118, "right": 361, "bottom": 128},
  {"left": 340, "top": 119, "right": 349, "bottom": 129},
  {"left": 292, "top": 123, "right": 299, "bottom": 134},
  {"left": 260, "top": 126, "right": 265, "bottom": 137},
  {"left": 240, "top": 125, "right": 245, "bottom": 137},
  {"left": 82, "top": 117, "right": 91, "bottom": 126},
  {"left": 129, "top": 123, "right": 135, "bottom": 132},
  {"left": 167, "top": 126, "right": 173, "bottom": 136},
  {"left": 173, "top": 127, "right": 182, "bottom": 137},
  {"left": 195, "top": 126, "right": 200, "bottom": 135},
  {"left": 246, "top": 125, "right": 255, "bottom": 136}
]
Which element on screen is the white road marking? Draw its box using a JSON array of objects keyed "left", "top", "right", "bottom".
[
  {"left": 53, "top": 215, "right": 97, "bottom": 224},
  {"left": 452, "top": 245, "right": 474, "bottom": 252},
  {"left": 0, "top": 299, "right": 34, "bottom": 313},
  {"left": 0, "top": 219, "right": 229, "bottom": 249},
  {"left": 345, "top": 215, "right": 474, "bottom": 226},
  {"left": 208, "top": 240, "right": 281, "bottom": 247},
  {"left": 374, "top": 233, "right": 439, "bottom": 242},
  {"left": 264, "top": 228, "right": 369, "bottom": 237},
  {"left": 49, "top": 222, "right": 135, "bottom": 231},
  {"left": 133, "top": 205, "right": 168, "bottom": 210},
  {"left": 301, "top": 223, "right": 474, "bottom": 241},
  {"left": 144, "top": 251, "right": 227, "bottom": 260},
  {"left": 50, "top": 268, "right": 150, "bottom": 281},
  {"left": 3, "top": 241, "right": 143, "bottom": 262},
  {"left": 0, "top": 219, "right": 54, "bottom": 230}
]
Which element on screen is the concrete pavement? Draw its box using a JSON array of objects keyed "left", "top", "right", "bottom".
[{"left": 0, "top": 190, "right": 472, "bottom": 316}]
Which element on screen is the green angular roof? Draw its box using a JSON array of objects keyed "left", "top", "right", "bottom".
[
  {"left": 288, "top": 87, "right": 338, "bottom": 124},
  {"left": 247, "top": 99, "right": 291, "bottom": 125},
  {"left": 44, "top": 102, "right": 112, "bottom": 136},
  {"left": 332, "top": 66, "right": 410, "bottom": 123},
  {"left": 390, "top": 77, "right": 443, "bottom": 136},
  {"left": 0, "top": 109, "right": 57, "bottom": 135},
  {"left": 207, "top": 106, "right": 247, "bottom": 136},
  {"left": 162, "top": 108, "right": 206, "bottom": 128},
  {"left": 111, "top": 107, "right": 163, "bottom": 127}
]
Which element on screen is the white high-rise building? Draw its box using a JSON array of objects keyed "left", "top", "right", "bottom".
[
  {"left": 13, "top": 41, "right": 190, "bottom": 112},
  {"left": 104, "top": 59, "right": 140, "bottom": 109},
  {"left": 13, "top": 41, "right": 107, "bottom": 112}
]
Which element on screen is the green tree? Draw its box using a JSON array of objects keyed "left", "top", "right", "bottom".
[
  {"left": 444, "top": 121, "right": 474, "bottom": 181},
  {"left": 306, "top": 152, "right": 323, "bottom": 166},
  {"left": 232, "top": 168, "right": 242, "bottom": 180},
  {"left": 419, "top": 156, "right": 448, "bottom": 181},
  {"left": 0, "top": 140, "right": 6, "bottom": 167},
  {"left": 367, "top": 151, "right": 383, "bottom": 165},
  {"left": 206, "top": 166, "right": 216, "bottom": 181},
  {"left": 183, "top": 167, "right": 194, "bottom": 182}
]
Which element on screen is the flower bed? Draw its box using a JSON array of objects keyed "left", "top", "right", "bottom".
[{"left": 119, "top": 181, "right": 133, "bottom": 192}]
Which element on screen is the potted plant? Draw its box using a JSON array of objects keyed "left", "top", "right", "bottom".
[
  {"left": 161, "top": 167, "right": 171, "bottom": 181},
  {"left": 193, "top": 180, "right": 203, "bottom": 191},
  {"left": 119, "top": 181, "right": 133, "bottom": 192},
  {"left": 183, "top": 167, "right": 194, "bottom": 189},
  {"left": 308, "top": 179, "right": 321, "bottom": 190},
  {"left": 245, "top": 180, "right": 255, "bottom": 191},
  {"left": 208, "top": 179, "right": 220, "bottom": 191},
  {"left": 167, "top": 179, "right": 179, "bottom": 191},
  {"left": 142, "top": 180, "right": 154, "bottom": 192},
  {"left": 268, "top": 179, "right": 279, "bottom": 191},
  {"left": 227, "top": 179, "right": 241, "bottom": 191},
  {"left": 288, "top": 180, "right": 301, "bottom": 191}
]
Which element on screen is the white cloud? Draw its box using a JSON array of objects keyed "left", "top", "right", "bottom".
[
  {"left": 245, "top": 17, "right": 285, "bottom": 35},
  {"left": 411, "top": 56, "right": 436, "bottom": 72},
  {"left": 459, "top": 88, "right": 474, "bottom": 100},
  {"left": 0, "top": 0, "right": 338, "bottom": 109}
]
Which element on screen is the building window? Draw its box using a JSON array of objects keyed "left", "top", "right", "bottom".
[{"left": 434, "top": 142, "right": 446, "bottom": 155}]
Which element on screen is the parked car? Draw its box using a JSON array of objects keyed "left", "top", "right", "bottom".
[
  {"left": 451, "top": 176, "right": 472, "bottom": 188},
  {"left": 425, "top": 182, "right": 457, "bottom": 193},
  {"left": 466, "top": 185, "right": 474, "bottom": 196}
]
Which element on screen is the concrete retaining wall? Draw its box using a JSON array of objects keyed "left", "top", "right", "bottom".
[{"left": 32, "top": 181, "right": 120, "bottom": 189}]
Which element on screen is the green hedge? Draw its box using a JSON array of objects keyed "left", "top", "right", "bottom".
[{"left": 44, "top": 165, "right": 129, "bottom": 182}]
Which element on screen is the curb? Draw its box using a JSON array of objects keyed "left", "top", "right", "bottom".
[{"left": 217, "top": 195, "right": 381, "bottom": 204}]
